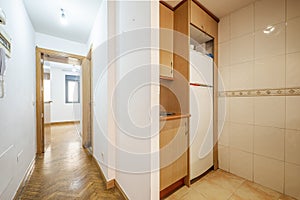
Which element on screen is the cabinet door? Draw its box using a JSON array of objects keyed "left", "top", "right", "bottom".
[
  {"left": 191, "top": 1, "right": 218, "bottom": 38},
  {"left": 160, "top": 118, "right": 188, "bottom": 190},
  {"left": 160, "top": 3, "right": 174, "bottom": 79}
]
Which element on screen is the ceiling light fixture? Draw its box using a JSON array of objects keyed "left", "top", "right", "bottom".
[
  {"left": 60, "top": 8, "right": 67, "bottom": 25},
  {"left": 263, "top": 25, "right": 275, "bottom": 34}
]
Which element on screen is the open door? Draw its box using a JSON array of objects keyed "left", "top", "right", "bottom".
[
  {"left": 81, "top": 57, "right": 92, "bottom": 149},
  {"left": 36, "top": 49, "right": 45, "bottom": 154}
]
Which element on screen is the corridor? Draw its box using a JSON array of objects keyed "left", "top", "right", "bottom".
[{"left": 15, "top": 125, "right": 124, "bottom": 200}]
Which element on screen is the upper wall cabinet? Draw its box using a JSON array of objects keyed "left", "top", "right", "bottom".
[
  {"left": 160, "top": 3, "right": 174, "bottom": 80},
  {"left": 191, "top": 1, "right": 218, "bottom": 38}
]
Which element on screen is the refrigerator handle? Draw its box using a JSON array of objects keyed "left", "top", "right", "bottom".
[{"left": 190, "top": 83, "right": 213, "bottom": 88}]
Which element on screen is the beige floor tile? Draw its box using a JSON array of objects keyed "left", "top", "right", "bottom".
[
  {"left": 278, "top": 194, "right": 297, "bottom": 200},
  {"left": 192, "top": 179, "right": 233, "bottom": 200},
  {"left": 202, "top": 170, "right": 245, "bottom": 193},
  {"left": 166, "top": 171, "right": 296, "bottom": 200},
  {"left": 180, "top": 188, "right": 207, "bottom": 200},
  {"left": 231, "top": 181, "right": 281, "bottom": 200}
]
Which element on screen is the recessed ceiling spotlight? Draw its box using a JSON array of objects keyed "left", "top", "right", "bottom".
[
  {"left": 263, "top": 25, "right": 275, "bottom": 34},
  {"left": 60, "top": 8, "right": 67, "bottom": 25}
]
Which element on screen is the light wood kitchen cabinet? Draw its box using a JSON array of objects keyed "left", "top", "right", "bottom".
[
  {"left": 191, "top": 1, "right": 218, "bottom": 38},
  {"left": 160, "top": 117, "right": 188, "bottom": 191},
  {"left": 160, "top": 3, "right": 174, "bottom": 79}
]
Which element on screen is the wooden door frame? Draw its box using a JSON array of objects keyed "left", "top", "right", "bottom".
[{"left": 35, "top": 47, "right": 91, "bottom": 154}]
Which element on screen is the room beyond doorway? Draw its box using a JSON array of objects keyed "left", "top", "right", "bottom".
[{"left": 36, "top": 47, "right": 93, "bottom": 154}]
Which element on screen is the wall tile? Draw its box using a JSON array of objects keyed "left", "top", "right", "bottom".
[
  {"left": 287, "top": 17, "right": 300, "bottom": 54},
  {"left": 219, "top": 16, "right": 230, "bottom": 43},
  {"left": 285, "top": 162, "right": 300, "bottom": 199},
  {"left": 219, "top": 121, "right": 230, "bottom": 146},
  {"left": 230, "top": 4, "right": 254, "bottom": 38},
  {"left": 254, "top": 126, "right": 284, "bottom": 160},
  {"left": 219, "top": 42, "right": 231, "bottom": 67},
  {"left": 231, "top": 33, "right": 254, "bottom": 64},
  {"left": 219, "top": 67, "right": 231, "bottom": 91},
  {"left": 218, "top": 97, "right": 230, "bottom": 122},
  {"left": 230, "top": 123, "right": 253, "bottom": 153},
  {"left": 286, "top": 52, "right": 300, "bottom": 88},
  {"left": 286, "top": 96, "right": 300, "bottom": 130},
  {"left": 230, "top": 148, "right": 253, "bottom": 181},
  {"left": 254, "top": 97, "right": 285, "bottom": 128},
  {"left": 255, "top": 0, "right": 285, "bottom": 30},
  {"left": 254, "top": 155, "right": 284, "bottom": 193},
  {"left": 254, "top": 55, "right": 285, "bottom": 89},
  {"left": 231, "top": 97, "right": 254, "bottom": 124},
  {"left": 287, "top": 0, "right": 300, "bottom": 20},
  {"left": 286, "top": 129, "right": 300, "bottom": 165},
  {"left": 218, "top": 145, "right": 230, "bottom": 172},
  {"left": 255, "top": 23, "right": 285, "bottom": 59},
  {"left": 230, "top": 61, "right": 254, "bottom": 90}
]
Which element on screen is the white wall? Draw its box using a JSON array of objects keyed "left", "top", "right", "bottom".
[
  {"left": 50, "top": 66, "right": 81, "bottom": 123},
  {"left": 87, "top": 0, "right": 112, "bottom": 183},
  {"left": 114, "top": 1, "right": 159, "bottom": 200},
  {"left": 0, "top": 0, "right": 36, "bottom": 199},
  {"left": 88, "top": 1, "right": 160, "bottom": 199},
  {"left": 36, "top": 32, "right": 89, "bottom": 56}
]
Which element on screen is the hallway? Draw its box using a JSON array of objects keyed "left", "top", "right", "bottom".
[{"left": 15, "top": 125, "right": 124, "bottom": 200}]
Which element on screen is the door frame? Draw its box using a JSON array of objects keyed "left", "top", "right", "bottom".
[{"left": 35, "top": 47, "right": 92, "bottom": 154}]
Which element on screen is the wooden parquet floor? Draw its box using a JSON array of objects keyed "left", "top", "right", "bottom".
[{"left": 15, "top": 124, "right": 124, "bottom": 200}]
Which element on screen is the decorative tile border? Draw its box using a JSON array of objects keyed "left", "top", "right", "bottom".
[{"left": 219, "top": 87, "right": 300, "bottom": 97}]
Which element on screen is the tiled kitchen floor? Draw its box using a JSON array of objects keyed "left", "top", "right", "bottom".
[{"left": 165, "top": 170, "right": 296, "bottom": 200}]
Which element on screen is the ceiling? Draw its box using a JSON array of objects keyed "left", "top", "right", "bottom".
[
  {"left": 162, "top": 0, "right": 256, "bottom": 18},
  {"left": 23, "top": 0, "right": 256, "bottom": 44},
  {"left": 23, "top": 0, "right": 102, "bottom": 43}
]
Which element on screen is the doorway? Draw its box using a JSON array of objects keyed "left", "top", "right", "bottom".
[{"left": 36, "top": 47, "right": 92, "bottom": 154}]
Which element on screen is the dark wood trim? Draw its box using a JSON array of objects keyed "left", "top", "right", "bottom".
[
  {"left": 159, "top": 1, "right": 174, "bottom": 11},
  {"left": 174, "top": 0, "right": 188, "bottom": 10},
  {"left": 192, "top": 0, "right": 219, "bottom": 22},
  {"left": 160, "top": 0, "right": 220, "bottom": 24},
  {"left": 160, "top": 178, "right": 185, "bottom": 199}
]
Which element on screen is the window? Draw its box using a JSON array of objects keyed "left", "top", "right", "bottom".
[{"left": 65, "top": 75, "right": 80, "bottom": 103}]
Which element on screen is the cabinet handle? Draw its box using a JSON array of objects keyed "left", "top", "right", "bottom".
[
  {"left": 185, "top": 121, "right": 188, "bottom": 135},
  {"left": 171, "top": 61, "right": 173, "bottom": 74},
  {"left": 201, "top": 25, "right": 204, "bottom": 30}
]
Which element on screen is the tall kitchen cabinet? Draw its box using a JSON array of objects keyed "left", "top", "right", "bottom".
[
  {"left": 160, "top": 3, "right": 174, "bottom": 79},
  {"left": 159, "top": 0, "right": 218, "bottom": 198}
]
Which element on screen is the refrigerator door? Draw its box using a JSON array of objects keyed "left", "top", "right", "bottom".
[
  {"left": 190, "top": 50, "right": 213, "bottom": 86},
  {"left": 190, "top": 86, "right": 213, "bottom": 180}
]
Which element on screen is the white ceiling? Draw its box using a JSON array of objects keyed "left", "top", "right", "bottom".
[
  {"left": 163, "top": 0, "right": 256, "bottom": 18},
  {"left": 23, "top": 0, "right": 102, "bottom": 43},
  {"left": 23, "top": 0, "right": 256, "bottom": 44}
]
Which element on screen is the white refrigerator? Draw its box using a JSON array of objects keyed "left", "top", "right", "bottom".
[{"left": 189, "top": 50, "right": 214, "bottom": 180}]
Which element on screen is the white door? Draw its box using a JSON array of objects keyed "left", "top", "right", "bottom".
[
  {"left": 190, "top": 50, "right": 213, "bottom": 86},
  {"left": 189, "top": 86, "right": 213, "bottom": 180}
]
